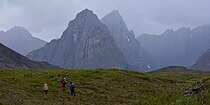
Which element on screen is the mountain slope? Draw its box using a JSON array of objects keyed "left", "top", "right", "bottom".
[
  {"left": 0, "top": 43, "right": 59, "bottom": 69},
  {"left": 192, "top": 49, "right": 210, "bottom": 71},
  {"left": 101, "top": 10, "right": 155, "bottom": 71},
  {"left": 27, "top": 9, "right": 130, "bottom": 70},
  {"left": 0, "top": 26, "right": 46, "bottom": 55},
  {"left": 138, "top": 26, "right": 210, "bottom": 69}
]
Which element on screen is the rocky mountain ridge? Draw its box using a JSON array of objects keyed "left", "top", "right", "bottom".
[
  {"left": 27, "top": 9, "right": 131, "bottom": 70},
  {"left": 138, "top": 25, "right": 210, "bottom": 70},
  {"left": 101, "top": 10, "right": 155, "bottom": 71},
  {"left": 0, "top": 43, "right": 59, "bottom": 69}
]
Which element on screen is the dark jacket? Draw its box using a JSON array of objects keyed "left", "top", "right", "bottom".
[{"left": 69, "top": 83, "right": 75, "bottom": 90}]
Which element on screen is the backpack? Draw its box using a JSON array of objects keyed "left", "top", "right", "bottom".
[
  {"left": 62, "top": 78, "right": 67, "bottom": 84},
  {"left": 63, "top": 78, "right": 67, "bottom": 84}
]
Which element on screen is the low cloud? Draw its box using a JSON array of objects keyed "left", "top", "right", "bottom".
[{"left": 0, "top": 0, "right": 209, "bottom": 41}]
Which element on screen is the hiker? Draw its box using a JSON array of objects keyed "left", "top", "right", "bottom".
[
  {"left": 69, "top": 82, "right": 76, "bottom": 96},
  {"left": 61, "top": 77, "right": 67, "bottom": 92},
  {"left": 44, "top": 83, "right": 48, "bottom": 95}
]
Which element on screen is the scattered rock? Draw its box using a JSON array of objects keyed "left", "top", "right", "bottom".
[{"left": 183, "top": 86, "right": 201, "bottom": 96}]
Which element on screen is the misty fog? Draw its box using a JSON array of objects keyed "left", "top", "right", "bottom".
[{"left": 0, "top": 0, "right": 209, "bottom": 41}]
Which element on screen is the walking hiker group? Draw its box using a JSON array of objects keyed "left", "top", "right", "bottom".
[{"left": 43, "top": 76, "right": 76, "bottom": 96}]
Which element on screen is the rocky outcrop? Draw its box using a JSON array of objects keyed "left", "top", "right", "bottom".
[
  {"left": 101, "top": 10, "right": 154, "bottom": 71},
  {"left": 0, "top": 26, "right": 46, "bottom": 55},
  {"left": 0, "top": 43, "right": 59, "bottom": 69},
  {"left": 27, "top": 9, "right": 130, "bottom": 70}
]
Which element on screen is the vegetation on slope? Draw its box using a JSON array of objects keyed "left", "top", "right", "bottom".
[{"left": 0, "top": 67, "right": 210, "bottom": 105}]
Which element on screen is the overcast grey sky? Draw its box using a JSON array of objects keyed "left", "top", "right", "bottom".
[{"left": 0, "top": 0, "right": 210, "bottom": 41}]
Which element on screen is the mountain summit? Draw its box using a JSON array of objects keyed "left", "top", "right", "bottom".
[
  {"left": 101, "top": 10, "right": 128, "bottom": 38},
  {"left": 101, "top": 10, "right": 154, "bottom": 71},
  {"left": 0, "top": 26, "right": 46, "bottom": 55},
  {"left": 27, "top": 9, "right": 130, "bottom": 69}
]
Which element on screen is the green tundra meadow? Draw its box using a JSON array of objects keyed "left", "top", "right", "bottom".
[{"left": 0, "top": 66, "right": 210, "bottom": 105}]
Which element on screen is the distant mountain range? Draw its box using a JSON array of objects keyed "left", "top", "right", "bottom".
[
  {"left": 27, "top": 9, "right": 131, "bottom": 70},
  {"left": 101, "top": 10, "right": 155, "bottom": 71},
  {"left": 0, "top": 26, "right": 46, "bottom": 55},
  {"left": 1, "top": 9, "right": 210, "bottom": 71},
  {"left": 138, "top": 25, "right": 210, "bottom": 70},
  {"left": 0, "top": 43, "right": 59, "bottom": 69}
]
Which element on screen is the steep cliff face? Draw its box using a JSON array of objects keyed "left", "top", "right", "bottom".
[
  {"left": 101, "top": 10, "right": 154, "bottom": 70},
  {"left": 0, "top": 43, "right": 59, "bottom": 69},
  {"left": 138, "top": 26, "right": 210, "bottom": 69},
  {"left": 0, "top": 26, "right": 46, "bottom": 55},
  {"left": 27, "top": 9, "right": 130, "bottom": 70},
  {"left": 192, "top": 49, "right": 210, "bottom": 71}
]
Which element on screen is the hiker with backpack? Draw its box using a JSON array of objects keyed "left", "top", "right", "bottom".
[
  {"left": 61, "top": 77, "right": 67, "bottom": 92},
  {"left": 69, "top": 82, "right": 76, "bottom": 96},
  {"left": 44, "top": 83, "right": 48, "bottom": 95}
]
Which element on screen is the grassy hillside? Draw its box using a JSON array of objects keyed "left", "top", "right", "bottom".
[{"left": 0, "top": 67, "right": 210, "bottom": 105}]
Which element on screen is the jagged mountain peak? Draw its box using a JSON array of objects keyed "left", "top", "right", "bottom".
[
  {"left": 101, "top": 10, "right": 127, "bottom": 30},
  {"left": 177, "top": 27, "right": 191, "bottom": 32},
  {"left": 7, "top": 26, "right": 30, "bottom": 33},
  {"left": 161, "top": 27, "right": 192, "bottom": 37},
  {"left": 62, "top": 9, "right": 109, "bottom": 40},
  {"left": 102, "top": 10, "right": 124, "bottom": 22},
  {"left": 0, "top": 26, "right": 46, "bottom": 55},
  {"left": 109, "top": 10, "right": 121, "bottom": 17},
  {"left": 101, "top": 10, "right": 155, "bottom": 70},
  {"left": 74, "top": 9, "right": 99, "bottom": 24},
  {"left": 6, "top": 26, "right": 32, "bottom": 38},
  {"left": 162, "top": 29, "right": 174, "bottom": 35},
  {"left": 77, "top": 8, "right": 94, "bottom": 15},
  {"left": 27, "top": 9, "right": 130, "bottom": 70}
]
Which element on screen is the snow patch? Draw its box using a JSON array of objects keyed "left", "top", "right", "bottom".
[{"left": 127, "top": 36, "right": 130, "bottom": 42}]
